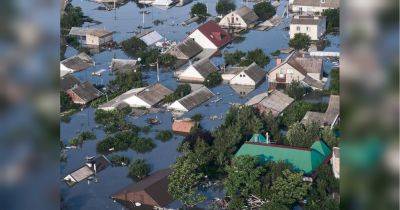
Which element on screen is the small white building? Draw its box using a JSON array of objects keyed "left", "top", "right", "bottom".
[
  {"left": 99, "top": 83, "right": 173, "bottom": 110},
  {"left": 178, "top": 59, "right": 218, "bottom": 83},
  {"left": 219, "top": 6, "right": 259, "bottom": 29},
  {"left": 69, "top": 27, "right": 113, "bottom": 46},
  {"left": 168, "top": 87, "right": 214, "bottom": 112},
  {"left": 188, "top": 21, "right": 232, "bottom": 49},
  {"left": 289, "top": 15, "right": 326, "bottom": 41},
  {"left": 291, "top": 0, "right": 340, "bottom": 14},
  {"left": 229, "top": 62, "right": 266, "bottom": 86}
]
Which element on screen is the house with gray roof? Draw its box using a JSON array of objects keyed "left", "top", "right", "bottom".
[
  {"left": 61, "top": 74, "right": 81, "bottom": 92},
  {"left": 219, "top": 6, "right": 259, "bottom": 29},
  {"left": 178, "top": 58, "right": 218, "bottom": 83},
  {"left": 168, "top": 86, "right": 214, "bottom": 112},
  {"left": 301, "top": 95, "right": 339, "bottom": 128},
  {"left": 66, "top": 81, "right": 103, "bottom": 104},
  {"left": 166, "top": 38, "right": 203, "bottom": 60},
  {"left": 69, "top": 27, "right": 113, "bottom": 46},
  {"left": 229, "top": 62, "right": 266, "bottom": 86},
  {"left": 60, "top": 52, "right": 95, "bottom": 74},
  {"left": 110, "top": 58, "right": 138, "bottom": 73},
  {"left": 246, "top": 90, "right": 294, "bottom": 117}
]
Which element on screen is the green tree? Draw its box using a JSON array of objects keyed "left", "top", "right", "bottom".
[
  {"left": 240, "top": 48, "right": 270, "bottom": 67},
  {"left": 322, "top": 9, "right": 340, "bottom": 33},
  {"left": 285, "top": 122, "right": 320, "bottom": 147},
  {"left": 204, "top": 71, "right": 222, "bottom": 87},
  {"left": 253, "top": 2, "right": 276, "bottom": 21},
  {"left": 191, "top": 113, "right": 203, "bottom": 122},
  {"left": 269, "top": 169, "right": 310, "bottom": 205},
  {"left": 225, "top": 156, "right": 263, "bottom": 198},
  {"left": 60, "top": 91, "right": 79, "bottom": 112},
  {"left": 190, "top": 3, "right": 208, "bottom": 17},
  {"left": 321, "top": 127, "right": 339, "bottom": 148},
  {"left": 223, "top": 50, "right": 246, "bottom": 66},
  {"left": 121, "top": 37, "right": 147, "bottom": 57},
  {"left": 159, "top": 53, "right": 177, "bottom": 67},
  {"left": 109, "top": 155, "right": 131, "bottom": 166},
  {"left": 128, "top": 159, "right": 150, "bottom": 180},
  {"left": 329, "top": 68, "right": 339, "bottom": 95},
  {"left": 216, "top": 0, "right": 236, "bottom": 15},
  {"left": 164, "top": 84, "right": 191, "bottom": 103},
  {"left": 156, "top": 130, "right": 173, "bottom": 142},
  {"left": 289, "top": 33, "right": 312, "bottom": 51},
  {"left": 261, "top": 202, "right": 290, "bottom": 210},
  {"left": 262, "top": 111, "right": 282, "bottom": 143},
  {"left": 279, "top": 101, "right": 314, "bottom": 127},
  {"left": 285, "top": 80, "right": 311, "bottom": 100},
  {"left": 130, "top": 137, "right": 156, "bottom": 153}
]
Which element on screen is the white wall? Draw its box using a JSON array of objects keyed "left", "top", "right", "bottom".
[
  {"left": 289, "top": 23, "right": 320, "bottom": 40},
  {"left": 219, "top": 12, "right": 248, "bottom": 29},
  {"left": 189, "top": 30, "right": 217, "bottom": 49},
  {"left": 123, "top": 95, "right": 151, "bottom": 108},
  {"left": 268, "top": 63, "right": 305, "bottom": 84},
  {"left": 168, "top": 101, "right": 188, "bottom": 112},
  {"left": 229, "top": 72, "right": 256, "bottom": 86},
  {"left": 179, "top": 65, "right": 205, "bottom": 82}
]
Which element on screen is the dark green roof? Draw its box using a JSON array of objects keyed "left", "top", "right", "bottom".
[
  {"left": 235, "top": 141, "right": 332, "bottom": 174},
  {"left": 249, "top": 134, "right": 267, "bottom": 143}
]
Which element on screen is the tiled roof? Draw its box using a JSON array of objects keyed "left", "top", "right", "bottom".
[
  {"left": 136, "top": 83, "right": 173, "bottom": 106},
  {"left": 192, "top": 59, "right": 218, "bottom": 78},
  {"left": 69, "top": 81, "right": 103, "bottom": 103},
  {"left": 196, "top": 21, "right": 232, "bottom": 48},
  {"left": 61, "top": 74, "right": 81, "bottom": 92},
  {"left": 172, "top": 118, "right": 196, "bottom": 134},
  {"left": 235, "top": 140, "right": 332, "bottom": 174}
]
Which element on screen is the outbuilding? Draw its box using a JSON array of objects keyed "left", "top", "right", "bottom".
[
  {"left": 178, "top": 58, "right": 218, "bottom": 83},
  {"left": 229, "top": 62, "right": 266, "bottom": 86},
  {"left": 246, "top": 90, "right": 294, "bottom": 117},
  {"left": 166, "top": 38, "right": 203, "bottom": 60},
  {"left": 66, "top": 81, "right": 103, "bottom": 104},
  {"left": 168, "top": 86, "right": 214, "bottom": 112},
  {"left": 60, "top": 52, "right": 95, "bottom": 74},
  {"left": 219, "top": 6, "right": 259, "bottom": 29}
]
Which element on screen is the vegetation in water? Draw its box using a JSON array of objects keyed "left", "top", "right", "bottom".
[
  {"left": 224, "top": 49, "right": 270, "bottom": 67},
  {"left": 204, "top": 72, "right": 223, "bottom": 87},
  {"left": 164, "top": 84, "right": 191, "bottom": 103},
  {"left": 322, "top": 9, "right": 340, "bottom": 33},
  {"left": 156, "top": 130, "right": 173, "bottom": 142},
  {"left": 128, "top": 159, "right": 150, "bottom": 181},
  {"left": 109, "top": 155, "right": 131, "bottom": 167},
  {"left": 253, "top": 2, "right": 276, "bottom": 21},
  {"left": 190, "top": 3, "right": 208, "bottom": 18},
  {"left": 289, "top": 33, "right": 312, "bottom": 51},
  {"left": 69, "top": 131, "right": 96, "bottom": 146},
  {"left": 216, "top": 0, "right": 236, "bottom": 16}
]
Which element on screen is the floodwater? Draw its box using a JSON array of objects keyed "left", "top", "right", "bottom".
[{"left": 61, "top": 0, "right": 339, "bottom": 209}]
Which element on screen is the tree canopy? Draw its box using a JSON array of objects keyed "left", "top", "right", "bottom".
[
  {"left": 190, "top": 3, "right": 208, "bottom": 17},
  {"left": 322, "top": 9, "right": 340, "bottom": 33},
  {"left": 289, "top": 33, "right": 312, "bottom": 51},
  {"left": 253, "top": 2, "right": 276, "bottom": 21},
  {"left": 128, "top": 159, "right": 150, "bottom": 181},
  {"left": 204, "top": 72, "right": 222, "bottom": 87},
  {"left": 223, "top": 49, "right": 270, "bottom": 67},
  {"left": 285, "top": 80, "right": 311, "bottom": 100},
  {"left": 216, "top": 0, "right": 236, "bottom": 15},
  {"left": 285, "top": 122, "right": 320, "bottom": 147}
]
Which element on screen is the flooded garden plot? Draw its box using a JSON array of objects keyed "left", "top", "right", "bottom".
[{"left": 61, "top": 0, "right": 340, "bottom": 209}]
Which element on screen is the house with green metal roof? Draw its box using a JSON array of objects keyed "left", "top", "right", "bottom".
[{"left": 235, "top": 134, "right": 332, "bottom": 175}]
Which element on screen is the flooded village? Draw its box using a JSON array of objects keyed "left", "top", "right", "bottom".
[{"left": 60, "top": 0, "right": 340, "bottom": 209}]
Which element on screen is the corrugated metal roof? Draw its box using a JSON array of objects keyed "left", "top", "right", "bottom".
[
  {"left": 136, "top": 83, "right": 173, "bottom": 106},
  {"left": 138, "top": 30, "right": 164, "bottom": 46},
  {"left": 175, "top": 87, "right": 214, "bottom": 111}
]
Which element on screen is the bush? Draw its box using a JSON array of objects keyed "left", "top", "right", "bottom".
[
  {"left": 289, "top": 33, "right": 311, "bottom": 51},
  {"left": 69, "top": 131, "right": 96, "bottom": 146},
  {"left": 164, "top": 84, "right": 191, "bottom": 103},
  {"left": 61, "top": 3, "right": 85, "bottom": 35},
  {"left": 130, "top": 137, "right": 156, "bottom": 153},
  {"left": 141, "top": 125, "right": 152, "bottom": 134},
  {"left": 159, "top": 53, "right": 177, "bottom": 67},
  {"left": 216, "top": 0, "right": 236, "bottom": 15},
  {"left": 204, "top": 72, "right": 222, "bottom": 87},
  {"left": 156, "top": 130, "right": 173, "bottom": 142},
  {"left": 224, "top": 50, "right": 246, "bottom": 66},
  {"left": 322, "top": 9, "right": 340, "bottom": 33},
  {"left": 109, "top": 155, "right": 131, "bottom": 166},
  {"left": 271, "top": 50, "right": 281, "bottom": 56},
  {"left": 253, "top": 2, "right": 276, "bottom": 21},
  {"left": 96, "top": 131, "right": 136, "bottom": 154},
  {"left": 191, "top": 114, "right": 203, "bottom": 122},
  {"left": 61, "top": 91, "right": 79, "bottom": 112},
  {"left": 279, "top": 101, "right": 314, "bottom": 128},
  {"left": 329, "top": 68, "right": 339, "bottom": 95},
  {"left": 190, "top": 3, "right": 208, "bottom": 17},
  {"left": 240, "top": 48, "right": 270, "bottom": 67},
  {"left": 128, "top": 159, "right": 150, "bottom": 180},
  {"left": 285, "top": 80, "right": 311, "bottom": 100},
  {"left": 121, "top": 37, "right": 147, "bottom": 57}
]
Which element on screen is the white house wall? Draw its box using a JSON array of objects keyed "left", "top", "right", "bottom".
[
  {"left": 179, "top": 65, "right": 205, "bottom": 82},
  {"left": 290, "top": 24, "right": 321, "bottom": 40},
  {"left": 268, "top": 63, "right": 305, "bottom": 84},
  {"left": 219, "top": 12, "right": 248, "bottom": 28},
  {"left": 189, "top": 30, "right": 217, "bottom": 49},
  {"left": 168, "top": 101, "right": 188, "bottom": 112},
  {"left": 229, "top": 72, "right": 256, "bottom": 86},
  {"left": 123, "top": 95, "right": 151, "bottom": 108}
]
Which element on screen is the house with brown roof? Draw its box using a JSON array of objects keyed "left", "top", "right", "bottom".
[
  {"left": 69, "top": 27, "right": 113, "bottom": 46},
  {"left": 60, "top": 52, "right": 95, "bottom": 74},
  {"left": 229, "top": 62, "right": 266, "bottom": 86},
  {"left": 61, "top": 74, "right": 81, "bottom": 92},
  {"left": 99, "top": 83, "right": 173, "bottom": 110},
  {"left": 219, "top": 6, "right": 259, "bottom": 29},
  {"left": 246, "top": 90, "right": 294, "bottom": 117},
  {"left": 166, "top": 38, "right": 203, "bottom": 60},
  {"left": 111, "top": 168, "right": 174, "bottom": 208},
  {"left": 291, "top": 0, "right": 340, "bottom": 14},
  {"left": 168, "top": 86, "right": 214, "bottom": 112},
  {"left": 188, "top": 21, "right": 232, "bottom": 50},
  {"left": 178, "top": 58, "right": 218, "bottom": 83},
  {"left": 172, "top": 118, "right": 197, "bottom": 134},
  {"left": 268, "top": 51, "right": 325, "bottom": 89},
  {"left": 301, "top": 95, "right": 340, "bottom": 128},
  {"left": 290, "top": 15, "right": 326, "bottom": 40},
  {"left": 66, "top": 81, "right": 103, "bottom": 104}
]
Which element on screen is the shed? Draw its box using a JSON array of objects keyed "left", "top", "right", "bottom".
[
  {"left": 66, "top": 81, "right": 103, "bottom": 104},
  {"left": 60, "top": 52, "right": 95, "bottom": 73},
  {"left": 172, "top": 118, "right": 197, "bottom": 134},
  {"left": 61, "top": 74, "right": 81, "bottom": 92},
  {"left": 110, "top": 59, "right": 138, "bottom": 72},
  {"left": 111, "top": 168, "right": 174, "bottom": 208},
  {"left": 136, "top": 30, "right": 164, "bottom": 46},
  {"left": 166, "top": 38, "right": 203, "bottom": 60},
  {"left": 235, "top": 140, "right": 332, "bottom": 175},
  {"left": 178, "top": 59, "right": 218, "bottom": 83},
  {"left": 229, "top": 62, "right": 266, "bottom": 86},
  {"left": 188, "top": 21, "right": 232, "bottom": 49},
  {"left": 168, "top": 86, "right": 214, "bottom": 112},
  {"left": 246, "top": 90, "right": 294, "bottom": 117},
  {"left": 219, "top": 6, "right": 259, "bottom": 29}
]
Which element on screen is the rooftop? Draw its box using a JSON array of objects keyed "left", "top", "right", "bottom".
[
  {"left": 246, "top": 90, "right": 294, "bottom": 116},
  {"left": 175, "top": 38, "right": 203, "bottom": 58},
  {"left": 69, "top": 81, "right": 103, "bottom": 103},
  {"left": 292, "top": 0, "right": 340, "bottom": 8},
  {"left": 301, "top": 95, "right": 340, "bottom": 126},
  {"left": 61, "top": 52, "right": 95, "bottom": 72},
  {"left": 136, "top": 30, "right": 163, "bottom": 46},
  {"left": 291, "top": 16, "right": 326, "bottom": 25},
  {"left": 135, "top": 83, "right": 173, "bottom": 106},
  {"left": 172, "top": 86, "right": 214, "bottom": 111},
  {"left": 110, "top": 58, "right": 138, "bottom": 72},
  {"left": 195, "top": 21, "right": 232, "bottom": 48},
  {"left": 235, "top": 6, "right": 259, "bottom": 25},
  {"left": 192, "top": 58, "right": 218, "bottom": 78},
  {"left": 69, "top": 27, "right": 113, "bottom": 37},
  {"left": 61, "top": 74, "right": 81, "bottom": 92},
  {"left": 172, "top": 118, "right": 196, "bottom": 134},
  {"left": 242, "top": 62, "right": 266, "bottom": 84}
]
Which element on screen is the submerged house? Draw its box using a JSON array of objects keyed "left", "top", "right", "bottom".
[
  {"left": 64, "top": 156, "right": 110, "bottom": 186},
  {"left": 291, "top": 0, "right": 340, "bottom": 14},
  {"left": 152, "top": 0, "right": 177, "bottom": 7},
  {"left": 66, "top": 81, "right": 103, "bottom": 104},
  {"left": 219, "top": 6, "right": 259, "bottom": 29},
  {"left": 176, "top": 0, "right": 192, "bottom": 6},
  {"left": 229, "top": 62, "right": 266, "bottom": 86},
  {"left": 267, "top": 51, "right": 325, "bottom": 89},
  {"left": 166, "top": 38, "right": 203, "bottom": 60},
  {"left": 172, "top": 118, "right": 197, "bottom": 134},
  {"left": 289, "top": 15, "right": 326, "bottom": 41},
  {"left": 111, "top": 168, "right": 174, "bottom": 208},
  {"left": 178, "top": 58, "right": 218, "bottom": 83},
  {"left": 60, "top": 52, "right": 95, "bottom": 74},
  {"left": 69, "top": 27, "right": 113, "bottom": 46},
  {"left": 246, "top": 90, "right": 294, "bottom": 117},
  {"left": 135, "top": 30, "right": 164, "bottom": 46},
  {"left": 110, "top": 58, "right": 138, "bottom": 73},
  {"left": 168, "top": 86, "right": 214, "bottom": 112},
  {"left": 301, "top": 95, "right": 340, "bottom": 128},
  {"left": 235, "top": 135, "right": 332, "bottom": 176},
  {"left": 188, "top": 21, "right": 232, "bottom": 50},
  {"left": 99, "top": 83, "right": 173, "bottom": 110},
  {"left": 61, "top": 74, "right": 81, "bottom": 92}
]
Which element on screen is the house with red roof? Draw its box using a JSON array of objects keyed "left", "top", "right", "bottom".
[{"left": 188, "top": 21, "right": 232, "bottom": 50}]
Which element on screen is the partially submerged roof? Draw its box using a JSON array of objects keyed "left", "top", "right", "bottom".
[
  {"left": 110, "top": 59, "right": 138, "bottom": 72},
  {"left": 235, "top": 6, "right": 259, "bottom": 25},
  {"left": 69, "top": 27, "right": 113, "bottom": 37},
  {"left": 242, "top": 62, "right": 266, "bottom": 84},
  {"left": 192, "top": 59, "right": 218, "bottom": 78},
  {"left": 98, "top": 87, "right": 146, "bottom": 110},
  {"left": 246, "top": 90, "right": 294, "bottom": 116},
  {"left": 301, "top": 95, "right": 339, "bottom": 126},
  {"left": 175, "top": 38, "right": 203, "bottom": 58},
  {"left": 291, "top": 16, "right": 325, "bottom": 25},
  {"left": 61, "top": 52, "right": 95, "bottom": 72},
  {"left": 61, "top": 74, "right": 81, "bottom": 92},
  {"left": 292, "top": 0, "right": 340, "bottom": 8},
  {"left": 195, "top": 21, "right": 232, "bottom": 48},
  {"left": 136, "top": 30, "right": 164, "bottom": 46},
  {"left": 111, "top": 168, "right": 173, "bottom": 207},
  {"left": 172, "top": 118, "right": 196, "bottom": 134},
  {"left": 171, "top": 87, "right": 214, "bottom": 111},
  {"left": 136, "top": 83, "right": 173, "bottom": 106},
  {"left": 69, "top": 165, "right": 94, "bottom": 182},
  {"left": 69, "top": 81, "right": 103, "bottom": 103},
  {"left": 235, "top": 140, "right": 332, "bottom": 174},
  {"left": 153, "top": 0, "right": 176, "bottom": 6}
]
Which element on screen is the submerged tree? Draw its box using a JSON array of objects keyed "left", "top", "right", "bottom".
[
  {"left": 253, "top": 2, "right": 276, "bottom": 21},
  {"left": 216, "top": 0, "right": 236, "bottom": 15},
  {"left": 128, "top": 159, "right": 150, "bottom": 180},
  {"left": 289, "top": 33, "right": 311, "bottom": 51},
  {"left": 190, "top": 3, "right": 208, "bottom": 18}
]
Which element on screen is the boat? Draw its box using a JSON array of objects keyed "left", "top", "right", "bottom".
[
  {"left": 147, "top": 117, "right": 160, "bottom": 125},
  {"left": 92, "top": 69, "right": 107, "bottom": 76}
]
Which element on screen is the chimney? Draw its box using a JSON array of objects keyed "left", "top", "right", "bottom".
[
  {"left": 265, "top": 132, "right": 270, "bottom": 144},
  {"left": 276, "top": 58, "right": 282, "bottom": 66}
]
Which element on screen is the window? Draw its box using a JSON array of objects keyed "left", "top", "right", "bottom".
[
  {"left": 321, "top": 0, "right": 325, "bottom": 3},
  {"left": 306, "top": 27, "right": 310, "bottom": 31},
  {"left": 296, "top": 26, "right": 300, "bottom": 31}
]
